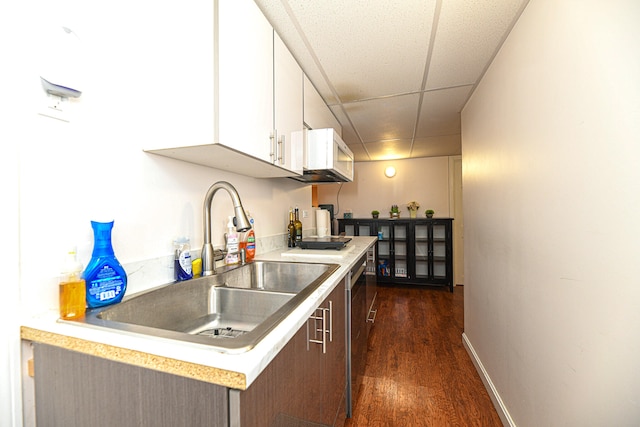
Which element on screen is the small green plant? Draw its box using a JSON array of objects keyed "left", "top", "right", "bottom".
[
  {"left": 425, "top": 209, "right": 435, "bottom": 218},
  {"left": 371, "top": 210, "right": 380, "bottom": 216},
  {"left": 390, "top": 205, "right": 399, "bottom": 213}
]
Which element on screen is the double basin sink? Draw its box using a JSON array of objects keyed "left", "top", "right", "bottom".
[{"left": 74, "top": 261, "right": 339, "bottom": 354}]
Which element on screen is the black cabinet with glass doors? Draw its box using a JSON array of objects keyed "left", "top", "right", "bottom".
[{"left": 339, "top": 218, "right": 453, "bottom": 292}]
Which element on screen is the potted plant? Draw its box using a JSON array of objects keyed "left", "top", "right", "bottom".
[
  {"left": 407, "top": 201, "right": 420, "bottom": 219},
  {"left": 389, "top": 205, "right": 400, "bottom": 218},
  {"left": 425, "top": 209, "right": 435, "bottom": 219},
  {"left": 371, "top": 210, "right": 380, "bottom": 219}
]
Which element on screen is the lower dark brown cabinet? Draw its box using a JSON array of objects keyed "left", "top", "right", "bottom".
[
  {"left": 33, "top": 343, "right": 228, "bottom": 427},
  {"left": 232, "top": 278, "right": 346, "bottom": 426}
]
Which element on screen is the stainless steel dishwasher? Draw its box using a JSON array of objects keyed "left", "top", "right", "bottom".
[{"left": 346, "top": 250, "right": 371, "bottom": 418}]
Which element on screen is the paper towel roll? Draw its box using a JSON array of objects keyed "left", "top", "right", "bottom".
[{"left": 316, "top": 209, "right": 330, "bottom": 237}]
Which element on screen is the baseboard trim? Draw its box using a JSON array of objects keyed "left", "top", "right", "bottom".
[{"left": 462, "top": 332, "right": 516, "bottom": 427}]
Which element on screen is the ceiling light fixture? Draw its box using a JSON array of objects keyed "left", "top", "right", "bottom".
[{"left": 384, "top": 166, "right": 396, "bottom": 178}]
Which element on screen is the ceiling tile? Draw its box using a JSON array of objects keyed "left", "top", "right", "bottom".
[
  {"left": 346, "top": 141, "right": 371, "bottom": 162},
  {"left": 426, "top": 0, "right": 526, "bottom": 89},
  {"left": 286, "top": 0, "right": 437, "bottom": 101},
  {"left": 362, "top": 139, "right": 414, "bottom": 161},
  {"left": 343, "top": 93, "right": 420, "bottom": 143},
  {"left": 416, "top": 85, "right": 473, "bottom": 138},
  {"left": 411, "top": 134, "right": 461, "bottom": 158}
]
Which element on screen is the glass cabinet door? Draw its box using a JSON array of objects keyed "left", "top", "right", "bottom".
[
  {"left": 414, "top": 223, "right": 429, "bottom": 279},
  {"left": 393, "top": 223, "right": 408, "bottom": 278},
  {"left": 431, "top": 222, "right": 448, "bottom": 279},
  {"left": 339, "top": 219, "right": 374, "bottom": 237},
  {"left": 376, "top": 223, "right": 391, "bottom": 278},
  {"left": 343, "top": 223, "right": 356, "bottom": 236},
  {"left": 358, "top": 223, "right": 372, "bottom": 236}
]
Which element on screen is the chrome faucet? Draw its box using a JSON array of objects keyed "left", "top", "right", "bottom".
[{"left": 201, "top": 181, "right": 252, "bottom": 276}]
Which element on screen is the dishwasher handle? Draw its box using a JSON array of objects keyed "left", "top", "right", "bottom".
[{"left": 351, "top": 257, "right": 367, "bottom": 284}]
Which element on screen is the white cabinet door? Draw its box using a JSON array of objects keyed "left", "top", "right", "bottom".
[
  {"left": 274, "top": 33, "right": 303, "bottom": 174},
  {"left": 218, "top": 0, "right": 274, "bottom": 163},
  {"left": 144, "top": 0, "right": 305, "bottom": 178},
  {"left": 303, "top": 75, "right": 342, "bottom": 134}
]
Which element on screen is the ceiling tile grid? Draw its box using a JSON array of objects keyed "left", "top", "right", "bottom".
[
  {"left": 286, "top": 0, "right": 437, "bottom": 101},
  {"left": 255, "top": 0, "right": 530, "bottom": 162}
]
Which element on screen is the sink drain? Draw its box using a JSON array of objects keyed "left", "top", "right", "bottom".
[{"left": 196, "top": 327, "right": 246, "bottom": 339}]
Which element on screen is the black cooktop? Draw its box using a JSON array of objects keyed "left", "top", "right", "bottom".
[{"left": 297, "top": 236, "right": 352, "bottom": 250}]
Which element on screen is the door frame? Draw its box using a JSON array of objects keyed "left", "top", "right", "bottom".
[{"left": 449, "top": 156, "right": 464, "bottom": 286}]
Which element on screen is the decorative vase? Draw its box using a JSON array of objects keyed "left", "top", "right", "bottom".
[
  {"left": 410, "top": 210, "right": 417, "bottom": 219},
  {"left": 372, "top": 214, "right": 379, "bottom": 219},
  {"left": 426, "top": 213, "right": 433, "bottom": 219},
  {"left": 390, "top": 212, "right": 399, "bottom": 218}
]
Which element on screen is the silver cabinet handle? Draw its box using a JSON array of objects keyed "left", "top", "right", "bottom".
[
  {"left": 307, "top": 306, "right": 327, "bottom": 354},
  {"left": 322, "top": 305, "right": 328, "bottom": 352},
  {"left": 327, "top": 300, "right": 333, "bottom": 343},
  {"left": 270, "top": 130, "right": 277, "bottom": 163},
  {"left": 278, "top": 134, "right": 285, "bottom": 165},
  {"left": 307, "top": 301, "right": 332, "bottom": 354},
  {"left": 367, "top": 292, "right": 378, "bottom": 323}
]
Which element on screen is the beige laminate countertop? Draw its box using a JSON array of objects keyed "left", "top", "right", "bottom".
[{"left": 21, "top": 236, "right": 376, "bottom": 390}]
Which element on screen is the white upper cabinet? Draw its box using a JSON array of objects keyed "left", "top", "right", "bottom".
[
  {"left": 274, "top": 33, "right": 304, "bottom": 174},
  {"left": 218, "top": 0, "right": 274, "bottom": 163},
  {"left": 144, "top": 0, "right": 302, "bottom": 178},
  {"left": 303, "top": 76, "right": 342, "bottom": 134}
]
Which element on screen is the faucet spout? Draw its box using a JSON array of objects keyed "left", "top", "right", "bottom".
[{"left": 202, "top": 181, "right": 251, "bottom": 276}]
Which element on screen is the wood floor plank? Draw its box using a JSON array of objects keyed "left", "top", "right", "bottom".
[{"left": 345, "top": 285, "right": 502, "bottom": 427}]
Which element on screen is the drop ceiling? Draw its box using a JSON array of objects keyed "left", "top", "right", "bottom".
[{"left": 254, "top": 0, "right": 530, "bottom": 162}]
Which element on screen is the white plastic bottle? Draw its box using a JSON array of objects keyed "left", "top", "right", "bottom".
[
  {"left": 174, "top": 237, "right": 193, "bottom": 281},
  {"left": 224, "top": 216, "right": 240, "bottom": 265}
]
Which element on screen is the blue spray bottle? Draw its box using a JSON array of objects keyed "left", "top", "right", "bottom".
[{"left": 83, "top": 221, "right": 128, "bottom": 308}]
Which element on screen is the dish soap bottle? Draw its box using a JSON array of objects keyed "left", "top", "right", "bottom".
[
  {"left": 224, "top": 216, "right": 240, "bottom": 265},
  {"left": 83, "top": 220, "right": 128, "bottom": 308},
  {"left": 245, "top": 212, "right": 255, "bottom": 262},
  {"left": 59, "top": 247, "right": 86, "bottom": 320},
  {"left": 174, "top": 237, "right": 193, "bottom": 281}
]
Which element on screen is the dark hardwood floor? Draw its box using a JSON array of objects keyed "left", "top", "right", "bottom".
[{"left": 345, "top": 285, "right": 502, "bottom": 427}]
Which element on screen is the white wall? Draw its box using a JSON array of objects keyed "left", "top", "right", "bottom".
[
  {"left": 317, "top": 157, "right": 452, "bottom": 219},
  {"left": 0, "top": 37, "right": 23, "bottom": 427},
  {"left": 461, "top": 0, "right": 640, "bottom": 425},
  {"left": 1, "top": 2, "right": 312, "bottom": 425}
]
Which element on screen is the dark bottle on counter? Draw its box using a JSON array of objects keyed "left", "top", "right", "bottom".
[
  {"left": 287, "top": 209, "right": 296, "bottom": 247},
  {"left": 294, "top": 207, "right": 303, "bottom": 245}
]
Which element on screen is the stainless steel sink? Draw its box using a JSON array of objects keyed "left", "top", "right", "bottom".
[
  {"left": 218, "top": 260, "right": 338, "bottom": 293},
  {"left": 72, "top": 261, "right": 339, "bottom": 353}
]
